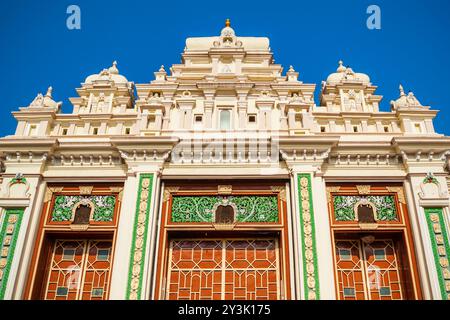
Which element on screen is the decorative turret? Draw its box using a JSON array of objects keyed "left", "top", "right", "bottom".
[
  {"left": 69, "top": 60, "right": 135, "bottom": 115},
  {"left": 27, "top": 86, "right": 62, "bottom": 110},
  {"left": 390, "top": 84, "right": 426, "bottom": 110},
  {"left": 153, "top": 65, "right": 167, "bottom": 83},
  {"left": 213, "top": 18, "right": 242, "bottom": 48},
  {"left": 319, "top": 60, "right": 381, "bottom": 113},
  {"left": 326, "top": 60, "right": 371, "bottom": 86},
  {"left": 286, "top": 65, "right": 299, "bottom": 82},
  {"left": 84, "top": 61, "right": 129, "bottom": 86}
]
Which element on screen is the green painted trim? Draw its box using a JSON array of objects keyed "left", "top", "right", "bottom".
[
  {"left": 126, "top": 173, "right": 154, "bottom": 300},
  {"left": 424, "top": 207, "right": 450, "bottom": 300},
  {"left": 297, "top": 173, "right": 320, "bottom": 300},
  {"left": 0, "top": 208, "right": 24, "bottom": 300}
]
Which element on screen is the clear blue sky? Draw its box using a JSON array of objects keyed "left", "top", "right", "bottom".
[{"left": 1, "top": 0, "right": 449, "bottom": 136}]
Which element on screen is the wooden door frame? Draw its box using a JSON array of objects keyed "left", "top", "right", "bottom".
[
  {"left": 331, "top": 230, "right": 421, "bottom": 300},
  {"left": 29, "top": 231, "right": 115, "bottom": 300}
]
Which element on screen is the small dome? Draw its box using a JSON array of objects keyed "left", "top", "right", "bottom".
[
  {"left": 220, "top": 19, "right": 235, "bottom": 39},
  {"left": 326, "top": 60, "right": 370, "bottom": 85},
  {"left": 108, "top": 61, "right": 119, "bottom": 74},
  {"left": 84, "top": 61, "right": 128, "bottom": 85}
]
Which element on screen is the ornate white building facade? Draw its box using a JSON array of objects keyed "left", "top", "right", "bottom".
[{"left": 0, "top": 20, "right": 450, "bottom": 300}]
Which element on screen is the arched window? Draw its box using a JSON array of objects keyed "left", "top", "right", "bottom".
[
  {"left": 215, "top": 205, "right": 234, "bottom": 224},
  {"left": 357, "top": 204, "right": 376, "bottom": 223},
  {"left": 73, "top": 204, "right": 92, "bottom": 225}
]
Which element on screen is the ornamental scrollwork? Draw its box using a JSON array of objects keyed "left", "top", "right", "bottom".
[
  {"left": 170, "top": 195, "right": 279, "bottom": 223},
  {"left": 333, "top": 195, "right": 397, "bottom": 221},
  {"left": 51, "top": 195, "right": 116, "bottom": 222}
]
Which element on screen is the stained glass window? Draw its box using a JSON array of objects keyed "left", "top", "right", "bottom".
[
  {"left": 343, "top": 288, "right": 355, "bottom": 297},
  {"left": 97, "top": 249, "right": 110, "bottom": 261},
  {"left": 62, "top": 248, "right": 75, "bottom": 260},
  {"left": 380, "top": 287, "right": 391, "bottom": 296},
  {"left": 339, "top": 249, "right": 352, "bottom": 260},
  {"left": 374, "top": 249, "right": 386, "bottom": 260},
  {"left": 56, "top": 287, "right": 68, "bottom": 296}
]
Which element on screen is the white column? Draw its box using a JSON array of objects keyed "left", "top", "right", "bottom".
[
  {"left": 0, "top": 175, "right": 44, "bottom": 300},
  {"left": 142, "top": 172, "right": 161, "bottom": 299},
  {"left": 404, "top": 174, "right": 450, "bottom": 299},
  {"left": 109, "top": 173, "right": 139, "bottom": 299},
  {"left": 111, "top": 167, "right": 161, "bottom": 300},
  {"left": 403, "top": 178, "right": 434, "bottom": 299},
  {"left": 289, "top": 173, "right": 303, "bottom": 299},
  {"left": 289, "top": 166, "right": 331, "bottom": 300},
  {"left": 310, "top": 171, "right": 336, "bottom": 300},
  {"left": 11, "top": 178, "right": 46, "bottom": 299}
]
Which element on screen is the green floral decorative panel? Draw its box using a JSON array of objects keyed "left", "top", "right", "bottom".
[
  {"left": 333, "top": 195, "right": 397, "bottom": 221},
  {"left": 424, "top": 208, "right": 450, "bottom": 300},
  {"left": 51, "top": 195, "right": 116, "bottom": 222},
  {"left": 0, "top": 209, "right": 24, "bottom": 299},
  {"left": 171, "top": 195, "right": 279, "bottom": 223}
]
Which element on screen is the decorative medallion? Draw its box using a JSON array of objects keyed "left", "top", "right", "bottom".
[
  {"left": 297, "top": 174, "right": 320, "bottom": 300},
  {"left": 126, "top": 173, "right": 154, "bottom": 300},
  {"left": 9, "top": 173, "right": 26, "bottom": 185}
]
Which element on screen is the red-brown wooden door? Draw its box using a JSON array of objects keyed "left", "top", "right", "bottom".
[
  {"left": 166, "top": 238, "right": 280, "bottom": 300},
  {"left": 334, "top": 237, "right": 409, "bottom": 300},
  {"left": 43, "top": 239, "right": 112, "bottom": 300}
]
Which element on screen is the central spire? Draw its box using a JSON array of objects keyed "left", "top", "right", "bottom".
[{"left": 225, "top": 18, "right": 231, "bottom": 27}]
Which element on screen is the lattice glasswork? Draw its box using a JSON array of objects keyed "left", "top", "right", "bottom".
[
  {"left": 333, "top": 195, "right": 398, "bottom": 221},
  {"left": 167, "top": 239, "right": 279, "bottom": 300},
  {"left": 51, "top": 195, "right": 116, "bottom": 222},
  {"left": 44, "top": 240, "right": 112, "bottom": 300},
  {"left": 335, "top": 239, "right": 404, "bottom": 300},
  {"left": 170, "top": 195, "right": 279, "bottom": 223}
]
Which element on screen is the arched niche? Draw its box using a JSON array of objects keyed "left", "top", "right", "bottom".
[
  {"left": 71, "top": 200, "right": 95, "bottom": 225},
  {"left": 215, "top": 205, "right": 235, "bottom": 224},
  {"left": 354, "top": 199, "right": 378, "bottom": 229}
]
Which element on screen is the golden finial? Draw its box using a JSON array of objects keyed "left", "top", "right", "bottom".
[{"left": 225, "top": 18, "right": 231, "bottom": 27}]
